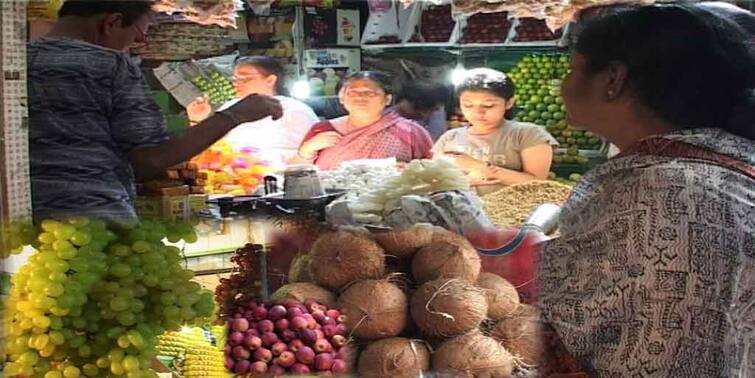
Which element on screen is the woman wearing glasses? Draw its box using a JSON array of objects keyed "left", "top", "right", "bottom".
[
  {"left": 432, "top": 68, "right": 558, "bottom": 195},
  {"left": 292, "top": 71, "right": 433, "bottom": 170},
  {"left": 186, "top": 56, "right": 318, "bottom": 165}
]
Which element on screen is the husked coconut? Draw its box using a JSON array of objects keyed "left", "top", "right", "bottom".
[
  {"left": 339, "top": 279, "right": 408, "bottom": 340},
  {"left": 373, "top": 223, "right": 435, "bottom": 260},
  {"left": 477, "top": 272, "right": 520, "bottom": 321},
  {"left": 411, "top": 237, "right": 480, "bottom": 285},
  {"left": 270, "top": 282, "right": 337, "bottom": 308},
  {"left": 357, "top": 338, "right": 430, "bottom": 378},
  {"left": 309, "top": 229, "right": 385, "bottom": 291},
  {"left": 410, "top": 278, "right": 487, "bottom": 338},
  {"left": 432, "top": 332, "right": 514, "bottom": 377}
]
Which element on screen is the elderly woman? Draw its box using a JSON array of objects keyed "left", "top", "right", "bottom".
[
  {"left": 292, "top": 71, "right": 433, "bottom": 170},
  {"left": 433, "top": 68, "right": 558, "bottom": 194},
  {"left": 538, "top": 3, "right": 755, "bottom": 376}
]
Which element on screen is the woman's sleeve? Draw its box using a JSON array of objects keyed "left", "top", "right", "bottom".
[
  {"left": 412, "top": 124, "right": 434, "bottom": 159},
  {"left": 298, "top": 120, "right": 336, "bottom": 149},
  {"left": 431, "top": 130, "right": 454, "bottom": 157},
  {"left": 519, "top": 123, "right": 559, "bottom": 149}
]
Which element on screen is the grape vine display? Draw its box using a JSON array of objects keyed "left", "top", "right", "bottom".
[{"left": 3, "top": 218, "right": 215, "bottom": 377}]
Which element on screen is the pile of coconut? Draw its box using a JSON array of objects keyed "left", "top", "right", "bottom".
[{"left": 273, "top": 224, "right": 546, "bottom": 377}]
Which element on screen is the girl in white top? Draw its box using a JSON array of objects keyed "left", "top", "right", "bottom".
[
  {"left": 187, "top": 56, "right": 318, "bottom": 165},
  {"left": 433, "top": 68, "right": 558, "bottom": 195}
]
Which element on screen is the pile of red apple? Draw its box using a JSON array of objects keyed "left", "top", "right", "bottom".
[
  {"left": 512, "top": 17, "right": 563, "bottom": 42},
  {"left": 460, "top": 11, "right": 512, "bottom": 44},
  {"left": 225, "top": 300, "right": 353, "bottom": 376},
  {"left": 410, "top": 5, "right": 454, "bottom": 43}
]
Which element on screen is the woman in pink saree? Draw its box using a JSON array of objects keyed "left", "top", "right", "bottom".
[{"left": 291, "top": 71, "right": 433, "bottom": 170}]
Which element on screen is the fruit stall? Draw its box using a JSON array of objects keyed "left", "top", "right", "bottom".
[{"left": 7, "top": 0, "right": 726, "bottom": 377}]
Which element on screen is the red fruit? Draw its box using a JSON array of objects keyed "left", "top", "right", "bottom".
[
  {"left": 331, "top": 335, "right": 347, "bottom": 348},
  {"left": 322, "top": 324, "right": 337, "bottom": 339},
  {"left": 335, "top": 324, "right": 348, "bottom": 336},
  {"left": 314, "top": 353, "right": 334, "bottom": 371},
  {"left": 288, "top": 339, "right": 305, "bottom": 352},
  {"left": 253, "top": 347, "right": 273, "bottom": 363},
  {"left": 275, "top": 318, "right": 290, "bottom": 332},
  {"left": 290, "top": 316, "right": 308, "bottom": 331},
  {"left": 244, "top": 328, "right": 260, "bottom": 338},
  {"left": 296, "top": 346, "right": 315, "bottom": 364},
  {"left": 287, "top": 307, "right": 305, "bottom": 319},
  {"left": 232, "top": 313, "right": 242, "bottom": 318},
  {"left": 250, "top": 361, "right": 267, "bottom": 374},
  {"left": 233, "top": 359, "right": 250, "bottom": 374},
  {"left": 321, "top": 316, "right": 336, "bottom": 326},
  {"left": 271, "top": 342, "right": 288, "bottom": 356},
  {"left": 301, "top": 329, "right": 318, "bottom": 346},
  {"left": 261, "top": 332, "right": 280, "bottom": 347},
  {"left": 315, "top": 329, "right": 325, "bottom": 340},
  {"left": 337, "top": 315, "right": 347, "bottom": 324},
  {"left": 303, "top": 314, "right": 317, "bottom": 329},
  {"left": 253, "top": 306, "right": 268, "bottom": 321},
  {"left": 269, "top": 364, "right": 286, "bottom": 375},
  {"left": 229, "top": 331, "right": 244, "bottom": 345},
  {"left": 281, "top": 329, "right": 296, "bottom": 342},
  {"left": 304, "top": 299, "right": 318, "bottom": 309},
  {"left": 291, "top": 363, "right": 311, "bottom": 374},
  {"left": 332, "top": 359, "right": 348, "bottom": 374},
  {"left": 224, "top": 344, "right": 232, "bottom": 354},
  {"left": 243, "top": 335, "right": 262, "bottom": 350},
  {"left": 326, "top": 309, "right": 340, "bottom": 319},
  {"left": 232, "top": 345, "right": 250, "bottom": 360},
  {"left": 317, "top": 304, "right": 328, "bottom": 312},
  {"left": 268, "top": 305, "right": 288, "bottom": 321},
  {"left": 225, "top": 356, "right": 234, "bottom": 370},
  {"left": 313, "top": 339, "right": 332, "bottom": 353},
  {"left": 312, "top": 311, "right": 326, "bottom": 323},
  {"left": 276, "top": 351, "right": 296, "bottom": 368},
  {"left": 246, "top": 301, "right": 258, "bottom": 309},
  {"left": 257, "top": 319, "right": 274, "bottom": 334}
]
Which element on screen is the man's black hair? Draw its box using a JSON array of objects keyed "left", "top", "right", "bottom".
[
  {"left": 395, "top": 80, "right": 450, "bottom": 111},
  {"left": 58, "top": 1, "right": 154, "bottom": 27}
]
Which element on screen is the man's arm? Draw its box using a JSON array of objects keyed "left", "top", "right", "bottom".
[{"left": 129, "top": 112, "right": 237, "bottom": 182}]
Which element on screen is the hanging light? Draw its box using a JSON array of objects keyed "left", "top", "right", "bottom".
[
  {"left": 450, "top": 62, "right": 467, "bottom": 86},
  {"left": 291, "top": 79, "right": 311, "bottom": 99}
]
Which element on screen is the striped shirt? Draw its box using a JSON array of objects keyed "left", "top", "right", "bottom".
[{"left": 28, "top": 38, "right": 169, "bottom": 222}]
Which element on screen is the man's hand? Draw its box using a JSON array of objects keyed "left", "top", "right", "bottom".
[
  {"left": 224, "top": 94, "right": 283, "bottom": 124},
  {"left": 299, "top": 131, "right": 342, "bottom": 158},
  {"left": 186, "top": 96, "right": 212, "bottom": 124}
]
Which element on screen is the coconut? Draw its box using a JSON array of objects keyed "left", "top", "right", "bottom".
[
  {"left": 339, "top": 279, "right": 408, "bottom": 340},
  {"left": 288, "top": 253, "right": 312, "bottom": 283},
  {"left": 372, "top": 223, "right": 435, "bottom": 260},
  {"left": 309, "top": 229, "right": 386, "bottom": 291},
  {"left": 270, "top": 283, "right": 337, "bottom": 309},
  {"left": 490, "top": 304, "right": 544, "bottom": 366},
  {"left": 357, "top": 338, "right": 430, "bottom": 378},
  {"left": 411, "top": 238, "right": 480, "bottom": 285},
  {"left": 410, "top": 278, "right": 487, "bottom": 338},
  {"left": 477, "top": 272, "right": 520, "bottom": 321},
  {"left": 432, "top": 332, "right": 514, "bottom": 378}
]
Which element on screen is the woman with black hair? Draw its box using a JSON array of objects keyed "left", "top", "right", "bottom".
[
  {"left": 292, "top": 71, "right": 433, "bottom": 170},
  {"left": 433, "top": 68, "right": 558, "bottom": 194},
  {"left": 537, "top": 3, "right": 755, "bottom": 376},
  {"left": 186, "top": 56, "right": 318, "bottom": 165}
]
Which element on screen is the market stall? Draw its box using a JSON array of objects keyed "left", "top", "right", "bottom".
[{"left": 8, "top": 0, "right": 752, "bottom": 377}]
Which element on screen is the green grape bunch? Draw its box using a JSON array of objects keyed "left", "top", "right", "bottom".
[
  {"left": 190, "top": 72, "right": 235, "bottom": 106},
  {"left": 1, "top": 220, "right": 39, "bottom": 258},
  {"left": 3, "top": 218, "right": 215, "bottom": 378}
]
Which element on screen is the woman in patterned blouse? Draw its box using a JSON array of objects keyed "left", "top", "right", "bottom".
[{"left": 538, "top": 3, "right": 755, "bottom": 377}]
